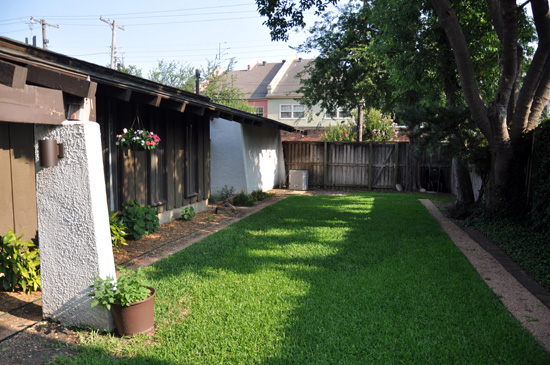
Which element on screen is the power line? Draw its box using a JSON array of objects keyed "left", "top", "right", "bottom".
[
  {"left": 30, "top": 17, "right": 59, "bottom": 49},
  {"left": 100, "top": 17, "right": 124, "bottom": 69}
]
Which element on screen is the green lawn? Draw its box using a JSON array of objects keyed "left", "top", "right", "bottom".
[{"left": 64, "top": 193, "right": 549, "bottom": 364}]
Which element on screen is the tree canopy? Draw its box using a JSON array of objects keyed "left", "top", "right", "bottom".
[{"left": 257, "top": 0, "right": 547, "bottom": 216}]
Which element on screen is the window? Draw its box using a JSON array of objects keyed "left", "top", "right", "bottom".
[
  {"left": 280, "top": 104, "right": 305, "bottom": 119},
  {"left": 255, "top": 106, "right": 265, "bottom": 117},
  {"left": 325, "top": 107, "right": 352, "bottom": 119}
]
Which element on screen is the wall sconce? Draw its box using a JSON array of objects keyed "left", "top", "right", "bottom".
[{"left": 39, "top": 139, "right": 64, "bottom": 167}]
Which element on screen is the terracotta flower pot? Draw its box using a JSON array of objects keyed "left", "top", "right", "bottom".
[{"left": 111, "top": 287, "right": 156, "bottom": 336}]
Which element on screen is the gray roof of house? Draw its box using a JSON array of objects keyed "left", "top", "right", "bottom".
[
  {"left": 226, "top": 62, "right": 282, "bottom": 99},
  {"left": 270, "top": 58, "right": 311, "bottom": 97}
]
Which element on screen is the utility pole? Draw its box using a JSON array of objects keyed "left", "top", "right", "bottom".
[
  {"left": 30, "top": 17, "right": 59, "bottom": 49},
  {"left": 100, "top": 16, "right": 124, "bottom": 69}
]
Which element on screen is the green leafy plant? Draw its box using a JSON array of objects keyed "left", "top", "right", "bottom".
[
  {"left": 233, "top": 191, "right": 256, "bottom": 206},
  {"left": 218, "top": 185, "right": 236, "bottom": 200},
  {"left": 250, "top": 190, "right": 273, "bottom": 202},
  {"left": 0, "top": 229, "right": 41, "bottom": 294},
  {"left": 110, "top": 212, "right": 128, "bottom": 252},
  {"left": 120, "top": 200, "right": 159, "bottom": 240},
  {"left": 181, "top": 206, "right": 196, "bottom": 221},
  {"left": 89, "top": 266, "right": 152, "bottom": 310}
]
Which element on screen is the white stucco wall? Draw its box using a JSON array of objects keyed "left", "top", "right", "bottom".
[
  {"left": 210, "top": 118, "right": 285, "bottom": 195},
  {"left": 35, "top": 121, "right": 116, "bottom": 331},
  {"left": 241, "top": 123, "right": 284, "bottom": 192},
  {"left": 210, "top": 118, "right": 247, "bottom": 194}
]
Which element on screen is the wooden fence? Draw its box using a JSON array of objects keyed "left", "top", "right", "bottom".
[{"left": 283, "top": 141, "right": 453, "bottom": 192}]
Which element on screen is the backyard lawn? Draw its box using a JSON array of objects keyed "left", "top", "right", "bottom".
[{"left": 65, "top": 193, "right": 549, "bottom": 364}]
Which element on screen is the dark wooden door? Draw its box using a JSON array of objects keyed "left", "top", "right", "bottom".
[{"left": 0, "top": 122, "right": 38, "bottom": 242}]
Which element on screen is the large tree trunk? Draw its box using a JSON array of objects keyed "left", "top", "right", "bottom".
[{"left": 431, "top": 0, "right": 550, "bottom": 217}]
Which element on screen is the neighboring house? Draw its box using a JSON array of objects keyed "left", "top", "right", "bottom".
[
  {"left": 225, "top": 53, "right": 352, "bottom": 140},
  {"left": 0, "top": 36, "right": 296, "bottom": 331}
]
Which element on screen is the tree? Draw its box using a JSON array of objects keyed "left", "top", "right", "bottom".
[
  {"left": 148, "top": 59, "right": 256, "bottom": 113},
  {"left": 148, "top": 60, "right": 195, "bottom": 91},
  {"left": 257, "top": 0, "right": 545, "bottom": 216},
  {"left": 295, "top": 2, "right": 393, "bottom": 141},
  {"left": 116, "top": 64, "right": 143, "bottom": 78}
]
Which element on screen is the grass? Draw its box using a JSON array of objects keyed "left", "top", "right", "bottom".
[{"left": 60, "top": 193, "right": 549, "bottom": 364}]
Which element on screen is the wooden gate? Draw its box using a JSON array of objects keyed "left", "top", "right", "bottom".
[
  {"left": 283, "top": 141, "right": 450, "bottom": 192},
  {"left": 0, "top": 122, "right": 38, "bottom": 241}
]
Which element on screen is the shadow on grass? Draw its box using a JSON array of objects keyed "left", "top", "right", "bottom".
[{"left": 75, "top": 193, "right": 549, "bottom": 363}]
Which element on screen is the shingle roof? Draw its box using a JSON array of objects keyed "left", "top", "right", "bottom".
[
  {"left": 225, "top": 62, "right": 282, "bottom": 99},
  {"left": 269, "top": 59, "right": 311, "bottom": 97}
]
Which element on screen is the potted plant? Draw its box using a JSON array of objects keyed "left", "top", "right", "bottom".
[
  {"left": 89, "top": 266, "right": 156, "bottom": 336},
  {"left": 116, "top": 128, "right": 161, "bottom": 150}
]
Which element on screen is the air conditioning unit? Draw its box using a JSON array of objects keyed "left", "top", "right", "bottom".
[{"left": 289, "top": 170, "right": 308, "bottom": 190}]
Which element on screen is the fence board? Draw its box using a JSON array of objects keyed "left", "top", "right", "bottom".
[{"left": 283, "top": 141, "right": 450, "bottom": 192}]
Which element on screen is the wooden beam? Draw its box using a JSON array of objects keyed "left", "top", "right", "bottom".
[
  {"left": 188, "top": 104, "right": 205, "bottom": 116},
  {"left": 26, "top": 64, "right": 91, "bottom": 98},
  {"left": 132, "top": 91, "right": 162, "bottom": 107},
  {"left": 96, "top": 83, "right": 132, "bottom": 101},
  {"left": 0, "top": 60, "right": 27, "bottom": 89},
  {"left": 161, "top": 98, "right": 188, "bottom": 113},
  {"left": 0, "top": 83, "right": 65, "bottom": 124}
]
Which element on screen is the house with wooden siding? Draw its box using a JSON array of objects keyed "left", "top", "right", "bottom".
[{"left": 0, "top": 36, "right": 296, "bottom": 331}]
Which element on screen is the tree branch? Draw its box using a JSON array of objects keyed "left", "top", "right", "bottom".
[
  {"left": 486, "top": 0, "right": 505, "bottom": 42},
  {"left": 430, "top": 0, "right": 491, "bottom": 139},
  {"left": 511, "top": 0, "right": 550, "bottom": 141}
]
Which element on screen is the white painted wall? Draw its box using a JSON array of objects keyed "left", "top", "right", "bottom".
[
  {"left": 210, "top": 118, "right": 247, "bottom": 194},
  {"left": 210, "top": 118, "right": 285, "bottom": 195},
  {"left": 241, "top": 123, "right": 285, "bottom": 191},
  {"left": 35, "top": 121, "right": 116, "bottom": 331}
]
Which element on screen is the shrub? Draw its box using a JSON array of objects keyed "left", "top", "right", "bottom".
[
  {"left": 120, "top": 200, "right": 159, "bottom": 240},
  {"left": 110, "top": 212, "right": 128, "bottom": 252},
  {"left": 531, "top": 120, "right": 550, "bottom": 234},
  {"left": 0, "top": 229, "right": 41, "bottom": 293},
  {"left": 181, "top": 206, "right": 196, "bottom": 221},
  {"left": 250, "top": 190, "right": 273, "bottom": 202},
  {"left": 233, "top": 191, "right": 256, "bottom": 206},
  {"left": 218, "top": 185, "right": 235, "bottom": 200}
]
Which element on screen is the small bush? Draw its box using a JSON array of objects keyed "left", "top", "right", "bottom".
[
  {"left": 251, "top": 190, "right": 273, "bottom": 202},
  {"left": 233, "top": 191, "right": 256, "bottom": 206},
  {"left": 110, "top": 212, "right": 128, "bottom": 252},
  {"left": 218, "top": 185, "right": 235, "bottom": 200},
  {"left": 120, "top": 200, "right": 159, "bottom": 240},
  {"left": 0, "top": 229, "right": 41, "bottom": 293},
  {"left": 181, "top": 206, "right": 196, "bottom": 221},
  {"left": 209, "top": 195, "right": 220, "bottom": 204}
]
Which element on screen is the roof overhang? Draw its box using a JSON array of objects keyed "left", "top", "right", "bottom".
[{"left": 0, "top": 36, "right": 298, "bottom": 132}]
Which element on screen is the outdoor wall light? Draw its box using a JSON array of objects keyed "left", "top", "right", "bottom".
[{"left": 39, "top": 139, "right": 64, "bottom": 167}]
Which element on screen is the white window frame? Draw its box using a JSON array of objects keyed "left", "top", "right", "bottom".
[
  {"left": 280, "top": 104, "right": 305, "bottom": 119},
  {"left": 324, "top": 107, "right": 352, "bottom": 119},
  {"left": 255, "top": 106, "right": 265, "bottom": 117}
]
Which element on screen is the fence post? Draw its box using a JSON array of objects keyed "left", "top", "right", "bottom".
[
  {"left": 368, "top": 143, "right": 373, "bottom": 190},
  {"left": 394, "top": 143, "right": 399, "bottom": 187},
  {"left": 323, "top": 142, "right": 327, "bottom": 190}
]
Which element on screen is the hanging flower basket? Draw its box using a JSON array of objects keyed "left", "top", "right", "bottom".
[{"left": 116, "top": 128, "right": 161, "bottom": 150}]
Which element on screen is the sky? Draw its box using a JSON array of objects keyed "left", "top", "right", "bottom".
[{"left": 1, "top": 0, "right": 341, "bottom": 76}]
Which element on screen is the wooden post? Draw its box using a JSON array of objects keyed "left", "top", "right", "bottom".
[
  {"left": 394, "top": 143, "right": 399, "bottom": 187},
  {"left": 323, "top": 141, "right": 327, "bottom": 189},
  {"left": 368, "top": 143, "right": 373, "bottom": 190}
]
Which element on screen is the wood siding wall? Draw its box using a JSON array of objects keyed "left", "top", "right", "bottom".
[
  {"left": 96, "top": 96, "right": 210, "bottom": 214},
  {"left": 283, "top": 141, "right": 452, "bottom": 192},
  {"left": 0, "top": 122, "right": 38, "bottom": 241}
]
